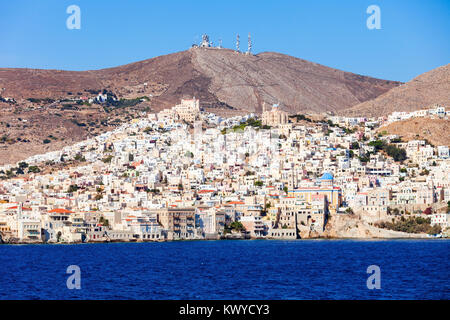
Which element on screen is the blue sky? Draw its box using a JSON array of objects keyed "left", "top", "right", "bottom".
[{"left": 0, "top": 0, "right": 449, "bottom": 82}]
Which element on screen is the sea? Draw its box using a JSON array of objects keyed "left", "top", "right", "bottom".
[{"left": 0, "top": 240, "right": 448, "bottom": 300}]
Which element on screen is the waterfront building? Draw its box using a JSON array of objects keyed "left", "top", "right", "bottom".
[{"left": 154, "top": 207, "right": 196, "bottom": 240}]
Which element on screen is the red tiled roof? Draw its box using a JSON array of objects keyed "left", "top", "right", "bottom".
[
  {"left": 48, "top": 208, "right": 74, "bottom": 214},
  {"left": 198, "top": 190, "right": 215, "bottom": 194},
  {"left": 7, "top": 206, "right": 32, "bottom": 211}
]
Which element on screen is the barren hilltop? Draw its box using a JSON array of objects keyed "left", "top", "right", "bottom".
[
  {"left": 0, "top": 48, "right": 400, "bottom": 113},
  {"left": 341, "top": 64, "right": 450, "bottom": 117}
]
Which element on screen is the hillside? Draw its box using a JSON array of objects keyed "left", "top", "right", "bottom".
[
  {"left": 341, "top": 64, "right": 450, "bottom": 117},
  {"left": 0, "top": 48, "right": 402, "bottom": 165},
  {"left": 0, "top": 48, "right": 401, "bottom": 113},
  {"left": 378, "top": 118, "right": 450, "bottom": 146}
]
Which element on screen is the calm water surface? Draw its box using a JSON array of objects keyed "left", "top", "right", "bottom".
[{"left": 0, "top": 240, "right": 448, "bottom": 300}]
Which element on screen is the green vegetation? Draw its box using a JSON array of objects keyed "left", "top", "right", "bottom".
[
  {"left": 103, "top": 97, "right": 143, "bottom": 111},
  {"left": 375, "top": 216, "right": 441, "bottom": 235},
  {"left": 27, "top": 98, "right": 55, "bottom": 104},
  {"left": 368, "top": 140, "right": 385, "bottom": 151},
  {"left": 18, "top": 162, "right": 28, "bottom": 169},
  {"left": 224, "top": 221, "right": 246, "bottom": 234},
  {"left": 102, "top": 155, "right": 113, "bottom": 163},
  {"left": 43, "top": 139, "right": 51, "bottom": 144},
  {"left": 74, "top": 153, "right": 86, "bottom": 162},
  {"left": 223, "top": 118, "right": 270, "bottom": 134},
  {"left": 143, "top": 127, "right": 153, "bottom": 134},
  {"left": 254, "top": 181, "right": 263, "bottom": 187},
  {"left": 290, "top": 114, "right": 313, "bottom": 122},
  {"left": 28, "top": 166, "right": 41, "bottom": 173},
  {"left": 99, "top": 216, "right": 109, "bottom": 227},
  {"left": 358, "top": 154, "right": 371, "bottom": 163},
  {"left": 67, "top": 184, "right": 80, "bottom": 193},
  {"left": 369, "top": 140, "right": 407, "bottom": 162},
  {"left": 384, "top": 144, "right": 407, "bottom": 161},
  {"left": 327, "top": 120, "right": 356, "bottom": 134},
  {"left": 391, "top": 137, "right": 402, "bottom": 143}
]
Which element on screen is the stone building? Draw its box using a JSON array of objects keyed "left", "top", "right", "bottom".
[
  {"left": 172, "top": 98, "right": 200, "bottom": 123},
  {"left": 262, "top": 103, "right": 289, "bottom": 127}
]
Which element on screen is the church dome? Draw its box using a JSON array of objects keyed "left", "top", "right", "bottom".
[{"left": 319, "top": 172, "right": 334, "bottom": 180}]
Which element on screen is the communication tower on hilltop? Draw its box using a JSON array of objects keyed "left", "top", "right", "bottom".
[
  {"left": 218, "top": 39, "right": 223, "bottom": 49},
  {"left": 200, "top": 34, "right": 211, "bottom": 48},
  {"left": 236, "top": 34, "right": 240, "bottom": 53},
  {"left": 247, "top": 33, "right": 252, "bottom": 55}
]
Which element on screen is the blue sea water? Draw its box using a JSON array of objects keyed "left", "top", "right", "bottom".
[{"left": 0, "top": 240, "right": 448, "bottom": 300}]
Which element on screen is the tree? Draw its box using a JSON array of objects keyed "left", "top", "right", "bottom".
[
  {"left": 229, "top": 221, "right": 245, "bottom": 232},
  {"left": 18, "top": 162, "right": 28, "bottom": 169},
  {"left": 99, "top": 216, "right": 109, "bottom": 227},
  {"left": 102, "top": 155, "right": 113, "bottom": 163},
  {"left": 368, "top": 140, "right": 385, "bottom": 151},
  {"left": 384, "top": 144, "right": 407, "bottom": 162},
  {"left": 67, "top": 184, "right": 79, "bottom": 193},
  {"left": 74, "top": 153, "right": 85, "bottom": 162},
  {"left": 28, "top": 166, "right": 40, "bottom": 173}
]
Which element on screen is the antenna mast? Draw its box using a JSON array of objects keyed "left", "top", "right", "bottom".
[
  {"left": 247, "top": 33, "right": 252, "bottom": 55},
  {"left": 236, "top": 34, "right": 240, "bottom": 53}
]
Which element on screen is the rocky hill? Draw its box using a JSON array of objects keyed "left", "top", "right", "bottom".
[
  {"left": 377, "top": 118, "right": 450, "bottom": 146},
  {"left": 0, "top": 48, "right": 402, "bottom": 165},
  {"left": 0, "top": 48, "right": 400, "bottom": 113},
  {"left": 341, "top": 64, "right": 450, "bottom": 117}
]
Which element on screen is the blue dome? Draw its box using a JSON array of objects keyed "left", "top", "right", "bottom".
[{"left": 319, "top": 172, "right": 334, "bottom": 180}]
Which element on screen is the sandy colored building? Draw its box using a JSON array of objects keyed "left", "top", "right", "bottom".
[
  {"left": 154, "top": 207, "right": 196, "bottom": 240},
  {"left": 172, "top": 98, "right": 200, "bottom": 122},
  {"left": 262, "top": 103, "right": 288, "bottom": 126}
]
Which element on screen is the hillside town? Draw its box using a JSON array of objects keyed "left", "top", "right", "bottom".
[{"left": 0, "top": 98, "right": 448, "bottom": 244}]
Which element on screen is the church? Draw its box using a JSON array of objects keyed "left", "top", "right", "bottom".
[{"left": 261, "top": 103, "right": 289, "bottom": 127}]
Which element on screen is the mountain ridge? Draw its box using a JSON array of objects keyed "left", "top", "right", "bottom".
[{"left": 0, "top": 48, "right": 402, "bottom": 114}]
